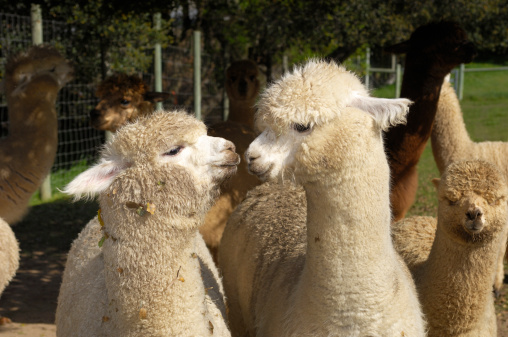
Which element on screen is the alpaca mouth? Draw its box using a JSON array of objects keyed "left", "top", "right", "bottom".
[
  {"left": 248, "top": 163, "right": 273, "bottom": 181},
  {"left": 214, "top": 153, "right": 240, "bottom": 168}
]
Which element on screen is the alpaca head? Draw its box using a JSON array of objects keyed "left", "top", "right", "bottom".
[
  {"left": 226, "top": 60, "right": 260, "bottom": 102},
  {"left": 433, "top": 160, "right": 508, "bottom": 244},
  {"left": 385, "top": 21, "right": 477, "bottom": 74},
  {"left": 65, "top": 110, "right": 239, "bottom": 219},
  {"left": 90, "top": 74, "right": 171, "bottom": 132},
  {"left": 4, "top": 45, "right": 74, "bottom": 97},
  {"left": 245, "top": 59, "right": 411, "bottom": 184}
]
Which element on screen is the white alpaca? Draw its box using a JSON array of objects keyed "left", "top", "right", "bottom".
[
  {"left": 219, "top": 60, "right": 425, "bottom": 336},
  {"left": 431, "top": 79, "right": 508, "bottom": 292},
  {"left": 392, "top": 160, "right": 508, "bottom": 336},
  {"left": 56, "top": 110, "right": 237, "bottom": 337}
]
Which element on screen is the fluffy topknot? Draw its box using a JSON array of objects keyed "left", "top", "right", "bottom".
[
  {"left": 440, "top": 160, "right": 508, "bottom": 204},
  {"left": 96, "top": 73, "right": 148, "bottom": 98}
]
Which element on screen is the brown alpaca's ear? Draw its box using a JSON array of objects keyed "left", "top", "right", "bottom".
[
  {"left": 432, "top": 178, "right": 441, "bottom": 190},
  {"left": 144, "top": 91, "right": 171, "bottom": 103},
  {"left": 384, "top": 40, "right": 411, "bottom": 54}
]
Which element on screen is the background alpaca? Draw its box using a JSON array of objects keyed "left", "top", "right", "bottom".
[
  {"left": 223, "top": 59, "right": 260, "bottom": 127},
  {"left": 219, "top": 60, "right": 425, "bottom": 336},
  {"left": 384, "top": 21, "right": 476, "bottom": 221},
  {"left": 56, "top": 110, "right": 236, "bottom": 336},
  {"left": 432, "top": 78, "right": 508, "bottom": 292},
  {"left": 0, "top": 45, "right": 74, "bottom": 224},
  {"left": 392, "top": 160, "right": 508, "bottom": 336},
  {"left": 204, "top": 59, "right": 261, "bottom": 261},
  {"left": 89, "top": 73, "right": 170, "bottom": 132}
]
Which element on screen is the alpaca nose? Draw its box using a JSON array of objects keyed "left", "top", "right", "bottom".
[
  {"left": 246, "top": 151, "right": 259, "bottom": 164},
  {"left": 224, "top": 141, "right": 236, "bottom": 153},
  {"left": 466, "top": 208, "right": 483, "bottom": 221}
]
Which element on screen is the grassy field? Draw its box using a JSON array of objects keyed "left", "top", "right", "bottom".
[{"left": 373, "top": 62, "right": 508, "bottom": 217}]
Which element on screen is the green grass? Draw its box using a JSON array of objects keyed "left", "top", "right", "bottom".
[
  {"left": 373, "top": 62, "right": 508, "bottom": 217},
  {"left": 29, "top": 159, "right": 90, "bottom": 206}
]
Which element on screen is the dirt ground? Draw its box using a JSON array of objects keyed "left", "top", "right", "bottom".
[{"left": 1, "top": 201, "right": 508, "bottom": 336}]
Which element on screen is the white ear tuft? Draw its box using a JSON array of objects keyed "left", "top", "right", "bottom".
[
  {"left": 349, "top": 93, "right": 412, "bottom": 131},
  {"left": 62, "top": 158, "right": 126, "bottom": 200}
]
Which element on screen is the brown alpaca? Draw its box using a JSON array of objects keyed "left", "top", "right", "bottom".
[
  {"left": 0, "top": 45, "right": 74, "bottom": 224},
  {"left": 224, "top": 59, "right": 260, "bottom": 127},
  {"left": 204, "top": 60, "right": 261, "bottom": 261},
  {"left": 90, "top": 73, "right": 170, "bottom": 132},
  {"left": 392, "top": 160, "right": 508, "bottom": 336},
  {"left": 384, "top": 21, "right": 476, "bottom": 221},
  {"left": 432, "top": 79, "right": 508, "bottom": 294}
]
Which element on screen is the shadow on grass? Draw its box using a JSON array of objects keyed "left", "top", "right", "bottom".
[{"left": 0, "top": 198, "right": 98, "bottom": 324}]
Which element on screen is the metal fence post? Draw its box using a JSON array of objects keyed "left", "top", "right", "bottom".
[
  {"left": 32, "top": 4, "right": 52, "bottom": 200},
  {"left": 458, "top": 63, "right": 465, "bottom": 100},
  {"left": 395, "top": 62, "right": 402, "bottom": 98},
  {"left": 153, "top": 13, "right": 163, "bottom": 111},
  {"left": 193, "top": 30, "right": 202, "bottom": 120},
  {"left": 365, "top": 46, "right": 370, "bottom": 89}
]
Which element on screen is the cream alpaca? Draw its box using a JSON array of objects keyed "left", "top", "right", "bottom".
[
  {"left": 0, "top": 45, "right": 73, "bottom": 224},
  {"left": 0, "top": 218, "right": 19, "bottom": 299},
  {"left": 219, "top": 60, "right": 425, "bottom": 336},
  {"left": 431, "top": 79, "right": 508, "bottom": 292},
  {"left": 392, "top": 160, "right": 508, "bottom": 336},
  {"left": 56, "top": 111, "right": 237, "bottom": 337}
]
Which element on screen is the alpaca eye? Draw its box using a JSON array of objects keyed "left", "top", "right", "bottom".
[
  {"left": 164, "top": 146, "right": 183, "bottom": 156},
  {"left": 120, "top": 99, "right": 130, "bottom": 106},
  {"left": 293, "top": 123, "right": 311, "bottom": 133},
  {"left": 249, "top": 75, "right": 255, "bottom": 81},
  {"left": 448, "top": 199, "right": 458, "bottom": 206}
]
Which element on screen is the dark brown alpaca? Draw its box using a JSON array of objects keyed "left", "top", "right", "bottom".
[{"left": 384, "top": 21, "right": 476, "bottom": 221}]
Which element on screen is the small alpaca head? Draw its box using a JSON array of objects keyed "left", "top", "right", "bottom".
[
  {"left": 226, "top": 60, "right": 260, "bottom": 101},
  {"left": 385, "top": 21, "right": 477, "bottom": 72},
  {"left": 246, "top": 59, "right": 411, "bottom": 183},
  {"left": 64, "top": 110, "right": 240, "bottom": 217},
  {"left": 433, "top": 160, "right": 508, "bottom": 244},
  {"left": 90, "top": 74, "right": 171, "bottom": 132},
  {"left": 4, "top": 45, "right": 74, "bottom": 96}
]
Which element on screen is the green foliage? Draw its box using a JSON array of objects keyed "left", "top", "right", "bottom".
[{"left": 47, "top": 0, "right": 173, "bottom": 82}]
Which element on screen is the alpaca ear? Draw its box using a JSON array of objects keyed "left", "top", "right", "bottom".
[
  {"left": 384, "top": 40, "right": 410, "bottom": 54},
  {"left": 349, "top": 93, "right": 412, "bottom": 131},
  {"left": 62, "top": 158, "right": 127, "bottom": 200},
  {"left": 432, "top": 178, "right": 441, "bottom": 190},
  {"left": 144, "top": 91, "right": 171, "bottom": 103}
]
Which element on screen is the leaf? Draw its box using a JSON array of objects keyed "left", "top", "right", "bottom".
[
  {"left": 125, "top": 201, "right": 142, "bottom": 209},
  {"left": 136, "top": 207, "right": 147, "bottom": 216},
  {"left": 98, "top": 209, "right": 105, "bottom": 227},
  {"left": 98, "top": 235, "right": 106, "bottom": 247},
  {"left": 146, "top": 203, "right": 156, "bottom": 215}
]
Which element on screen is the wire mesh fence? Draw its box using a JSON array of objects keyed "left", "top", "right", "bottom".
[{"left": 0, "top": 11, "right": 224, "bottom": 200}]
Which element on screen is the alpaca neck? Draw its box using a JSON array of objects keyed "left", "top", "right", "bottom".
[
  {"left": 417, "top": 225, "right": 501, "bottom": 335},
  {"left": 295, "top": 161, "right": 397, "bottom": 314},
  {"left": 0, "top": 80, "right": 59, "bottom": 223},
  {"left": 101, "top": 211, "right": 212, "bottom": 336},
  {"left": 227, "top": 99, "right": 255, "bottom": 127},
  {"left": 431, "top": 82, "right": 472, "bottom": 173},
  {"left": 385, "top": 58, "right": 447, "bottom": 172}
]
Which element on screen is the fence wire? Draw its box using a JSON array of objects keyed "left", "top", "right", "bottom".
[
  {"left": 0, "top": 11, "right": 224, "bottom": 199},
  {"left": 0, "top": 12, "right": 104, "bottom": 196}
]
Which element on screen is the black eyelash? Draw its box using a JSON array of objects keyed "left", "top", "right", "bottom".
[
  {"left": 164, "top": 146, "right": 183, "bottom": 156},
  {"left": 293, "top": 123, "right": 311, "bottom": 133}
]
